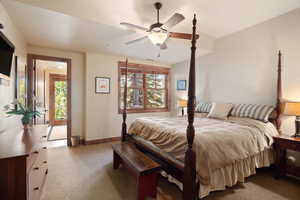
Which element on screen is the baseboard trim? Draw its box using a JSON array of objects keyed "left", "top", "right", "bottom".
[{"left": 83, "top": 137, "right": 121, "bottom": 145}]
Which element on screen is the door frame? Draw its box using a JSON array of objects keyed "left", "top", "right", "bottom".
[
  {"left": 49, "top": 74, "right": 67, "bottom": 126},
  {"left": 27, "top": 54, "right": 72, "bottom": 146}
]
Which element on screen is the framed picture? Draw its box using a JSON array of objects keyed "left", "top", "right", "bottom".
[
  {"left": 95, "top": 77, "right": 110, "bottom": 94},
  {"left": 177, "top": 80, "right": 187, "bottom": 91}
]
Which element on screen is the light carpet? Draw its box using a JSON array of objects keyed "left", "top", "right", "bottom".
[
  {"left": 41, "top": 142, "right": 300, "bottom": 200},
  {"left": 48, "top": 125, "right": 67, "bottom": 141}
]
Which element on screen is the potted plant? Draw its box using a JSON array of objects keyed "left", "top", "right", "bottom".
[{"left": 4, "top": 99, "right": 42, "bottom": 133}]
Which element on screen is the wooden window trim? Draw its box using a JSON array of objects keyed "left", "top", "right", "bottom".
[{"left": 118, "top": 61, "right": 171, "bottom": 114}]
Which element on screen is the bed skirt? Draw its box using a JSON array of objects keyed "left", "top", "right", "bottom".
[{"left": 161, "top": 148, "right": 275, "bottom": 198}]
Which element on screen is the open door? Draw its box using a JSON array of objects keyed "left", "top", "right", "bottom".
[
  {"left": 49, "top": 74, "right": 67, "bottom": 126},
  {"left": 27, "top": 54, "right": 72, "bottom": 146}
]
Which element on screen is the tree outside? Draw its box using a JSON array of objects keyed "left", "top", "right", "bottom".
[
  {"left": 54, "top": 81, "right": 67, "bottom": 120},
  {"left": 120, "top": 72, "right": 166, "bottom": 109}
]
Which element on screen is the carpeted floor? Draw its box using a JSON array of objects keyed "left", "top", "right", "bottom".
[
  {"left": 48, "top": 125, "right": 67, "bottom": 141},
  {"left": 41, "top": 142, "right": 300, "bottom": 200}
]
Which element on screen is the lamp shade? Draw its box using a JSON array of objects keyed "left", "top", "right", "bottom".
[
  {"left": 178, "top": 99, "right": 187, "bottom": 107},
  {"left": 283, "top": 102, "right": 300, "bottom": 116}
]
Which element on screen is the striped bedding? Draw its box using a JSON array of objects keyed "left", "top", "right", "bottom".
[
  {"left": 230, "top": 104, "right": 274, "bottom": 122},
  {"left": 196, "top": 102, "right": 274, "bottom": 123},
  {"left": 196, "top": 102, "right": 212, "bottom": 113}
]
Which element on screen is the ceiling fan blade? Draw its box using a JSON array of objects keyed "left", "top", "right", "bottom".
[
  {"left": 160, "top": 43, "right": 168, "bottom": 50},
  {"left": 120, "top": 22, "right": 148, "bottom": 32},
  {"left": 125, "top": 36, "right": 148, "bottom": 45},
  {"left": 161, "top": 13, "right": 185, "bottom": 30},
  {"left": 169, "top": 32, "right": 199, "bottom": 40}
]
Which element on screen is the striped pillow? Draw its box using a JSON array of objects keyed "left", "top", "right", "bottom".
[
  {"left": 230, "top": 104, "right": 274, "bottom": 122},
  {"left": 196, "top": 102, "right": 212, "bottom": 113}
]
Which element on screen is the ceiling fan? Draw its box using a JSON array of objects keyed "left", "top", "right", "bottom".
[{"left": 120, "top": 2, "right": 198, "bottom": 50}]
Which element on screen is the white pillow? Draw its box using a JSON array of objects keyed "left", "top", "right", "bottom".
[{"left": 207, "top": 103, "right": 233, "bottom": 120}]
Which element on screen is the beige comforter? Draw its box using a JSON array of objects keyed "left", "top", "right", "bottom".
[{"left": 128, "top": 116, "right": 278, "bottom": 185}]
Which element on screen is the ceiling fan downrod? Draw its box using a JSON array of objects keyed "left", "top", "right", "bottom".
[{"left": 154, "top": 2, "right": 162, "bottom": 24}]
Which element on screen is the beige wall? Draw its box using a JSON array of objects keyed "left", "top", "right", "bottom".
[
  {"left": 171, "top": 8, "right": 300, "bottom": 164},
  {"left": 27, "top": 46, "right": 85, "bottom": 137},
  {"left": 85, "top": 52, "right": 171, "bottom": 141},
  {"left": 0, "top": 2, "right": 27, "bottom": 131}
]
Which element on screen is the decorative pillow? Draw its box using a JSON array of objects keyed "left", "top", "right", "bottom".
[
  {"left": 230, "top": 104, "right": 274, "bottom": 122},
  {"left": 195, "top": 102, "right": 212, "bottom": 113},
  {"left": 207, "top": 103, "right": 233, "bottom": 120}
]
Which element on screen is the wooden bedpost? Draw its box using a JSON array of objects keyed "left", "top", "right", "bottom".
[
  {"left": 121, "top": 58, "right": 128, "bottom": 142},
  {"left": 276, "top": 51, "right": 283, "bottom": 132},
  {"left": 183, "top": 14, "right": 198, "bottom": 200}
]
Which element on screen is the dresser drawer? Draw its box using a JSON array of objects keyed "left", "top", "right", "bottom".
[
  {"left": 27, "top": 149, "right": 40, "bottom": 173},
  {"left": 41, "top": 135, "right": 48, "bottom": 142},
  {"left": 277, "top": 140, "right": 300, "bottom": 151},
  {"left": 29, "top": 186, "right": 40, "bottom": 200},
  {"left": 36, "top": 146, "right": 48, "bottom": 166},
  {"left": 28, "top": 144, "right": 47, "bottom": 200},
  {"left": 28, "top": 163, "right": 45, "bottom": 200}
]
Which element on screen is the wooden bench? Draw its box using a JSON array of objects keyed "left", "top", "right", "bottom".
[{"left": 112, "top": 142, "right": 161, "bottom": 200}]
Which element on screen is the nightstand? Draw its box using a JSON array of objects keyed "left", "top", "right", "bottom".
[{"left": 273, "top": 135, "right": 300, "bottom": 178}]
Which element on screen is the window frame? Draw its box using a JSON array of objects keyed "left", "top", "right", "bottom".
[{"left": 118, "top": 61, "right": 170, "bottom": 114}]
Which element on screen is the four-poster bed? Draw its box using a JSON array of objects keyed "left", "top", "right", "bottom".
[{"left": 118, "top": 15, "right": 283, "bottom": 200}]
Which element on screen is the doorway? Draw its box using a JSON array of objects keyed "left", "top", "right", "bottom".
[
  {"left": 49, "top": 74, "right": 67, "bottom": 126},
  {"left": 27, "top": 54, "right": 72, "bottom": 146}
]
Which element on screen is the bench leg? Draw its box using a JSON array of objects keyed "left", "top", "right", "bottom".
[
  {"left": 113, "top": 151, "right": 122, "bottom": 169},
  {"left": 137, "top": 172, "right": 159, "bottom": 200}
]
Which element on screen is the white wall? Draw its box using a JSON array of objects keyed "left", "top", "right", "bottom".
[
  {"left": 85, "top": 52, "right": 171, "bottom": 141},
  {"left": 172, "top": 8, "right": 300, "bottom": 164},
  {"left": 27, "top": 46, "right": 85, "bottom": 137},
  {"left": 0, "top": 2, "right": 27, "bottom": 131}
]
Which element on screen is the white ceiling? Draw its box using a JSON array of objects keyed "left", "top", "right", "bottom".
[
  {"left": 36, "top": 60, "right": 67, "bottom": 72},
  {"left": 3, "top": 0, "right": 300, "bottom": 64}
]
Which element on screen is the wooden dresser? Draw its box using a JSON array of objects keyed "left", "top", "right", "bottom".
[{"left": 0, "top": 125, "right": 48, "bottom": 200}]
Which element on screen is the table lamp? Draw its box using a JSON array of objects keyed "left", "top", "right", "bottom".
[
  {"left": 178, "top": 99, "right": 187, "bottom": 116},
  {"left": 283, "top": 102, "right": 300, "bottom": 137}
]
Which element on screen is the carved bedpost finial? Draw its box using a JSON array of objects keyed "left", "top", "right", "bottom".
[
  {"left": 183, "top": 14, "right": 198, "bottom": 200},
  {"left": 121, "top": 58, "right": 128, "bottom": 142}
]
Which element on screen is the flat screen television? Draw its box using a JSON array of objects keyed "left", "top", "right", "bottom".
[{"left": 0, "top": 31, "right": 15, "bottom": 77}]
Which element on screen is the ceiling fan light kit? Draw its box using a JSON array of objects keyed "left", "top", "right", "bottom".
[
  {"left": 120, "top": 2, "right": 197, "bottom": 51},
  {"left": 148, "top": 31, "right": 168, "bottom": 45}
]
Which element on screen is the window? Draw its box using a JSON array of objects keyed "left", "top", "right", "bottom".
[{"left": 118, "top": 62, "right": 170, "bottom": 113}]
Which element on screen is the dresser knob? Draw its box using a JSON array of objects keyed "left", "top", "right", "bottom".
[
  {"left": 34, "top": 151, "right": 39, "bottom": 154},
  {"left": 43, "top": 161, "right": 47, "bottom": 164},
  {"left": 43, "top": 147, "right": 47, "bottom": 149},
  {"left": 34, "top": 167, "right": 39, "bottom": 170},
  {"left": 33, "top": 187, "right": 39, "bottom": 191},
  {"left": 42, "top": 136, "right": 47, "bottom": 138}
]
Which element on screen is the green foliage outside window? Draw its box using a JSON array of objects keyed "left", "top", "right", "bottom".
[
  {"left": 55, "top": 81, "right": 67, "bottom": 120},
  {"left": 18, "top": 79, "right": 26, "bottom": 106},
  {"left": 120, "top": 70, "right": 168, "bottom": 112}
]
